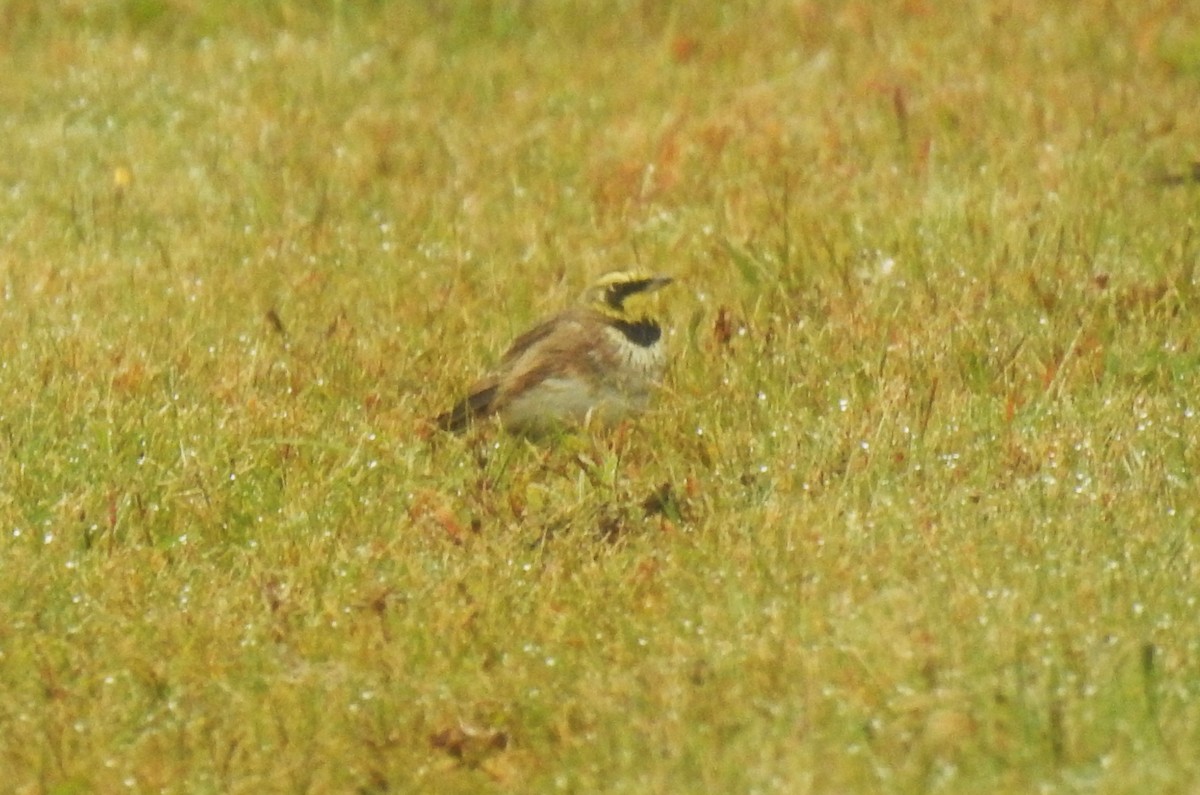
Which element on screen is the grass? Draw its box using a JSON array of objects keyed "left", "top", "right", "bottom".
[{"left": 2, "top": 1, "right": 1199, "bottom": 792}]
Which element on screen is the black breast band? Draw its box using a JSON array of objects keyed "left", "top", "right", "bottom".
[{"left": 611, "top": 318, "right": 662, "bottom": 347}]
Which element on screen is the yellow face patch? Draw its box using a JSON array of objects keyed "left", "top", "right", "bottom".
[{"left": 583, "top": 272, "right": 673, "bottom": 315}]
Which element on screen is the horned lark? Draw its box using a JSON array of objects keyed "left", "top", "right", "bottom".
[{"left": 437, "top": 271, "right": 674, "bottom": 434}]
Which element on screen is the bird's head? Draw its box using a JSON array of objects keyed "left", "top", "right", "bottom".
[{"left": 582, "top": 271, "right": 674, "bottom": 318}]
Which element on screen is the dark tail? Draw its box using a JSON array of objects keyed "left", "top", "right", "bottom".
[{"left": 436, "top": 385, "right": 498, "bottom": 433}]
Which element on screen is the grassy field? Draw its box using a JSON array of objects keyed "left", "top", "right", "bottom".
[{"left": 2, "top": 1, "right": 1200, "bottom": 792}]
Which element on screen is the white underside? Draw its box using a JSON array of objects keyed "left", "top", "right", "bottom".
[{"left": 500, "top": 377, "right": 650, "bottom": 431}]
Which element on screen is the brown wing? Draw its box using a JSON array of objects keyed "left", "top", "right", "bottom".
[
  {"left": 496, "top": 310, "right": 576, "bottom": 364},
  {"left": 436, "top": 308, "right": 605, "bottom": 433},
  {"left": 491, "top": 309, "right": 611, "bottom": 404},
  {"left": 436, "top": 312, "right": 595, "bottom": 437}
]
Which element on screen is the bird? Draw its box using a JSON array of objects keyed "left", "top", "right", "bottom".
[{"left": 436, "top": 270, "right": 674, "bottom": 434}]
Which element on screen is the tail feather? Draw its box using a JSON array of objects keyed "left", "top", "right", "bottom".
[{"left": 436, "top": 384, "right": 499, "bottom": 433}]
